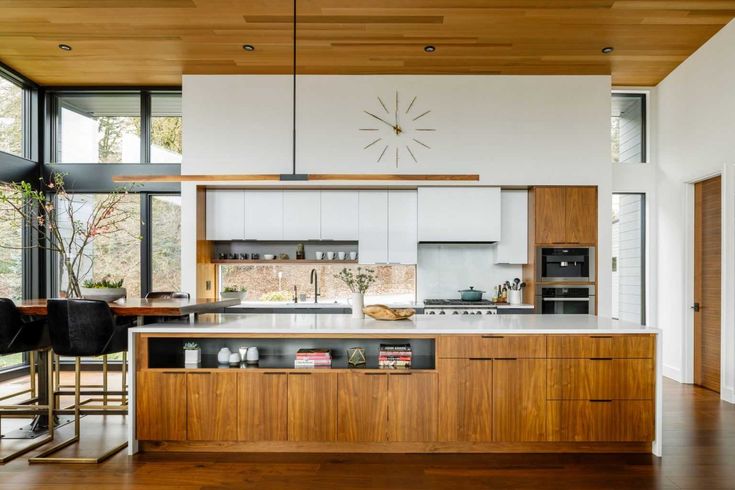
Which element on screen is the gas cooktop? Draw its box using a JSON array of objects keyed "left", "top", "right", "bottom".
[{"left": 423, "top": 299, "right": 496, "bottom": 307}]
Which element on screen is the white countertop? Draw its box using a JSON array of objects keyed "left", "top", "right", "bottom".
[
  {"left": 229, "top": 301, "right": 534, "bottom": 309},
  {"left": 131, "top": 313, "right": 658, "bottom": 335}
]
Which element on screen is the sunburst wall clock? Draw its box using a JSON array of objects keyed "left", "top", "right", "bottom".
[{"left": 360, "top": 92, "right": 435, "bottom": 168}]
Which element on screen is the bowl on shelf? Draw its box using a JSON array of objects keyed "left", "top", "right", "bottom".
[{"left": 263, "top": 254, "right": 276, "bottom": 260}]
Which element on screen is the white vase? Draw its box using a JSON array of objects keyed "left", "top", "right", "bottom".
[
  {"left": 217, "top": 347, "right": 232, "bottom": 365},
  {"left": 351, "top": 293, "right": 365, "bottom": 319}
]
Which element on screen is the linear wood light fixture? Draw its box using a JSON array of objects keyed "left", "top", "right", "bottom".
[
  {"left": 115, "top": 0, "right": 480, "bottom": 184},
  {"left": 112, "top": 174, "right": 480, "bottom": 183}
]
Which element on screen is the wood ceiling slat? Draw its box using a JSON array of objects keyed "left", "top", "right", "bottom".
[{"left": 0, "top": 0, "right": 732, "bottom": 86}]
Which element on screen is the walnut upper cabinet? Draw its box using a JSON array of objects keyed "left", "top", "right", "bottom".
[{"left": 535, "top": 186, "right": 597, "bottom": 245}]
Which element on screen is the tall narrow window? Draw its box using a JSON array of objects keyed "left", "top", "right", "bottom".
[
  {"left": 150, "top": 94, "right": 182, "bottom": 163},
  {"left": 0, "top": 182, "right": 24, "bottom": 370},
  {"left": 612, "top": 193, "right": 645, "bottom": 323},
  {"left": 150, "top": 195, "right": 182, "bottom": 291},
  {"left": 0, "top": 76, "right": 24, "bottom": 157},
  {"left": 611, "top": 93, "right": 646, "bottom": 163},
  {"left": 57, "top": 94, "right": 141, "bottom": 163}
]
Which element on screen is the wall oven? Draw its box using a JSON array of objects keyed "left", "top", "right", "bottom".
[
  {"left": 536, "top": 247, "right": 595, "bottom": 283},
  {"left": 537, "top": 286, "right": 595, "bottom": 315}
]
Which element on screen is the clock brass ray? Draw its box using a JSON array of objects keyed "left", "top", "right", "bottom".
[
  {"left": 377, "top": 97, "right": 389, "bottom": 114},
  {"left": 406, "top": 96, "right": 417, "bottom": 114},
  {"left": 413, "top": 110, "right": 431, "bottom": 121},
  {"left": 364, "top": 138, "right": 382, "bottom": 149},
  {"left": 377, "top": 145, "right": 388, "bottom": 163},
  {"left": 413, "top": 138, "right": 431, "bottom": 149},
  {"left": 406, "top": 145, "right": 418, "bottom": 163}
]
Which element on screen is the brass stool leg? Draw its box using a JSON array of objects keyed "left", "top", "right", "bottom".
[
  {"left": 29, "top": 352, "right": 36, "bottom": 399},
  {"left": 0, "top": 351, "right": 55, "bottom": 464},
  {"left": 102, "top": 355, "right": 108, "bottom": 406},
  {"left": 29, "top": 357, "right": 126, "bottom": 464},
  {"left": 121, "top": 352, "right": 127, "bottom": 406}
]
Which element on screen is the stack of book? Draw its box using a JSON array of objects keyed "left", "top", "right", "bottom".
[
  {"left": 294, "top": 348, "right": 332, "bottom": 368},
  {"left": 378, "top": 343, "right": 412, "bottom": 369}
]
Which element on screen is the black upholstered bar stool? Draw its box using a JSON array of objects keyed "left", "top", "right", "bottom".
[
  {"left": 0, "top": 298, "right": 54, "bottom": 464},
  {"left": 30, "top": 299, "right": 130, "bottom": 464}
]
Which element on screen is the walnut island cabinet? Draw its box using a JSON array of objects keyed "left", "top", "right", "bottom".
[{"left": 129, "top": 314, "right": 661, "bottom": 456}]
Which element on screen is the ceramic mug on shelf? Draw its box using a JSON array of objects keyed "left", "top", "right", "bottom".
[
  {"left": 246, "top": 346, "right": 259, "bottom": 363},
  {"left": 337, "top": 251, "right": 346, "bottom": 260},
  {"left": 315, "top": 251, "right": 323, "bottom": 260},
  {"left": 229, "top": 352, "right": 241, "bottom": 365},
  {"left": 349, "top": 251, "right": 358, "bottom": 260},
  {"left": 326, "top": 251, "right": 335, "bottom": 260}
]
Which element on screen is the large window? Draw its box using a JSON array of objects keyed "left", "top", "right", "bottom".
[
  {"left": 612, "top": 193, "right": 645, "bottom": 323},
  {"left": 0, "top": 75, "right": 24, "bottom": 157},
  {"left": 54, "top": 91, "right": 181, "bottom": 164},
  {"left": 150, "top": 195, "right": 182, "bottom": 291},
  {"left": 611, "top": 93, "right": 646, "bottom": 163},
  {"left": 0, "top": 183, "right": 24, "bottom": 369}
]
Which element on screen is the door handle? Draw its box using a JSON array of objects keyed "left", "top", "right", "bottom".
[{"left": 691, "top": 303, "right": 701, "bottom": 312}]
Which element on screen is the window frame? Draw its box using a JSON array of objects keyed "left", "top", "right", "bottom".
[
  {"left": 49, "top": 89, "right": 181, "bottom": 165},
  {"left": 611, "top": 91, "right": 648, "bottom": 164},
  {"left": 611, "top": 192, "right": 647, "bottom": 325}
]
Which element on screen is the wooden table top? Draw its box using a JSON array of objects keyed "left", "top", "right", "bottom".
[{"left": 15, "top": 297, "right": 241, "bottom": 317}]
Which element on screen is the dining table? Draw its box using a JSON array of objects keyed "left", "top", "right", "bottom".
[{"left": 10, "top": 297, "right": 241, "bottom": 437}]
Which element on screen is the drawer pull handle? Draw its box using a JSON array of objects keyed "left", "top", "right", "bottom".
[
  {"left": 469, "top": 358, "right": 494, "bottom": 361},
  {"left": 494, "top": 358, "right": 517, "bottom": 361},
  {"left": 589, "top": 357, "right": 613, "bottom": 361},
  {"left": 188, "top": 372, "right": 211, "bottom": 375},
  {"left": 289, "top": 372, "right": 312, "bottom": 376},
  {"left": 364, "top": 373, "right": 388, "bottom": 376},
  {"left": 263, "top": 372, "right": 286, "bottom": 375},
  {"left": 481, "top": 335, "right": 505, "bottom": 339},
  {"left": 589, "top": 399, "right": 613, "bottom": 403},
  {"left": 162, "top": 371, "right": 181, "bottom": 374},
  {"left": 389, "top": 372, "right": 412, "bottom": 376}
]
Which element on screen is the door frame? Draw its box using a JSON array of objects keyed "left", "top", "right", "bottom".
[{"left": 683, "top": 164, "right": 735, "bottom": 403}]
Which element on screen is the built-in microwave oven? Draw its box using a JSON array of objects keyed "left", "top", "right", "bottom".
[
  {"left": 536, "top": 286, "right": 595, "bottom": 315},
  {"left": 536, "top": 247, "right": 595, "bottom": 283}
]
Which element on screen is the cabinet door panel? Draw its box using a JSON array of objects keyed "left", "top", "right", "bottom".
[
  {"left": 238, "top": 372, "right": 288, "bottom": 441},
  {"left": 321, "top": 191, "right": 358, "bottom": 240},
  {"left": 438, "top": 358, "right": 493, "bottom": 442},
  {"left": 617, "top": 400, "right": 655, "bottom": 441},
  {"left": 387, "top": 190, "right": 417, "bottom": 264},
  {"left": 547, "top": 335, "right": 654, "bottom": 359},
  {"left": 493, "top": 359, "right": 546, "bottom": 442},
  {"left": 547, "top": 400, "right": 616, "bottom": 442},
  {"left": 288, "top": 373, "right": 337, "bottom": 442},
  {"left": 136, "top": 371, "right": 186, "bottom": 441},
  {"left": 358, "top": 191, "right": 388, "bottom": 264},
  {"left": 244, "top": 191, "right": 283, "bottom": 240},
  {"left": 283, "top": 191, "right": 321, "bottom": 240},
  {"left": 337, "top": 373, "right": 388, "bottom": 442},
  {"left": 206, "top": 190, "right": 245, "bottom": 240},
  {"left": 496, "top": 190, "right": 528, "bottom": 264},
  {"left": 535, "top": 187, "right": 566, "bottom": 244},
  {"left": 187, "top": 372, "right": 238, "bottom": 441},
  {"left": 387, "top": 373, "right": 437, "bottom": 442},
  {"left": 437, "top": 335, "right": 545, "bottom": 359},
  {"left": 547, "top": 359, "right": 614, "bottom": 400},
  {"left": 565, "top": 187, "right": 597, "bottom": 245}
]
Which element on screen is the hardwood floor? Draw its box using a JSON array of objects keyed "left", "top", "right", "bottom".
[{"left": 1, "top": 374, "right": 734, "bottom": 489}]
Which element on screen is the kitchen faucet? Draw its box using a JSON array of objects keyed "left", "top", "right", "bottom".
[{"left": 310, "top": 269, "right": 320, "bottom": 304}]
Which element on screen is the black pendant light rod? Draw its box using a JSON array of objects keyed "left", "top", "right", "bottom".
[{"left": 282, "top": 0, "right": 307, "bottom": 180}]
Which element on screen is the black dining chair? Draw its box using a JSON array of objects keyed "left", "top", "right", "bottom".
[
  {"left": 0, "top": 298, "right": 54, "bottom": 464},
  {"left": 29, "top": 299, "right": 130, "bottom": 464}
]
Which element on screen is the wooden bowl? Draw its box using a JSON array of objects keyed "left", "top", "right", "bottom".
[{"left": 363, "top": 304, "right": 416, "bottom": 321}]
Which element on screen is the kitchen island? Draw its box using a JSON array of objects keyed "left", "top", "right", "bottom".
[{"left": 128, "top": 314, "right": 662, "bottom": 456}]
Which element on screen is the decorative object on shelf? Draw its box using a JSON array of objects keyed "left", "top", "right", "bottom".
[
  {"left": 315, "top": 251, "right": 323, "bottom": 260},
  {"left": 278, "top": 253, "right": 289, "bottom": 260},
  {"left": 221, "top": 286, "right": 247, "bottom": 301},
  {"left": 458, "top": 286, "right": 485, "bottom": 302},
  {"left": 295, "top": 348, "right": 332, "bottom": 368},
  {"left": 251, "top": 253, "right": 260, "bottom": 260},
  {"left": 349, "top": 251, "right": 358, "bottom": 260},
  {"left": 246, "top": 346, "right": 259, "bottom": 364},
  {"left": 363, "top": 304, "right": 416, "bottom": 321},
  {"left": 183, "top": 342, "right": 201, "bottom": 366},
  {"left": 229, "top": 352, "right": 241, "bottom": 366},
  {"left": 217, "top": 347, "right": 232, "bottom": 365},
  {"left": 0, "top": 172, "right": 139, "bottom": 299},
  {"left": 238, "top": 346, "right": 250, "bottom": 363},
  {"left": 361, "top": 91, "right": 435, "bottom": 168},
  {"left": 296, "top": 243, "right": 305, "bottom": 260},
  {"left": 337, "top": 251, "right": 346, "bottom": 260},
  {"left": 379, "top": 343, "right": 412, "bottom": 369},
  {"left": 347, "top": 347, "right": 366, "bottom": 366},
  {"left": 326, "top": 251, "right": 335, "bottom": 260},
  {"left": 80, "top": 276, "right": 127, "bottom": 302},
  {"left": 263, "top": 254, "right": 276, "bottom": 260},
  {"left": 507, "top": 278, "right": 526, "bottom": 305},
  {"left": 335, "top": 267, "right": 376, "bottom": 319}
]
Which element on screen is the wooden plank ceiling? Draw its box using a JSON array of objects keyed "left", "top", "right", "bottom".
[{"left": 0, "top": 0, "right": 733, "bottom": 86}]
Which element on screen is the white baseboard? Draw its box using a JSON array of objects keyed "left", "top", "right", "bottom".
[
  {"left": 663, "top": 364, "right": 683, "bottom": 383},
  {"left": 722, "top": 386, "right": 735, "bottom": 404}
]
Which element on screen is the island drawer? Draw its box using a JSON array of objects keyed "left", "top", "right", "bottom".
[
  {"left": 547, "top": 400, "right": 654, "bottom": 442},
  {"left": 437, "top": 335, "right": 546, "bottom": 359},
  {"left": 547, "top": 359, "right": 654, "bottom": 400},
  {"left": 547, "top": 335, "right": 654, "bottom": 359}
]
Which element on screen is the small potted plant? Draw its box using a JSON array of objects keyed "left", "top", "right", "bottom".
[
  {"left": 220, "top": 286, "right": 247, "bottom": 301},
  {"left": 80, "top": 276, "right": 126, "bottom": 302},
  {"left": 183, "top": 342, "right": 201, "bottom": 366},
  {"left": 334, "top": 267, "right": 376, "bottom": 319}
]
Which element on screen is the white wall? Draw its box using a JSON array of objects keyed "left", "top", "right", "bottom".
[
  {"left": 656, "top": 19, "right": 735, "bottom": 401},
  {"left": 182, "top": 74, "right": 613, "bottom": 316}
]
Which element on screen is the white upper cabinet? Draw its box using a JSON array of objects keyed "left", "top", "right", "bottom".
[
  {"left": 358, "top": 191, "right": 388, "bottom": 264},
  {"left": 244, "top": 191, "right": 283, "bottom": 240},
  {"left": 320, "top": 191, "right": 359, "bottom": 240},
  {"left": 283, "top": 191, "right": 321, "bottom": 240},
  {"left": 388, "top": 191, "right": 418, "bottom": 264},
  {"left": 495, "top": 190, "right": 528, "bottom": 264},
  {"left": 206, "top": 190, "right": 245, "bottom": 240},
  {"left": 417, "top": 187, "right": 501, "bottom": 242}
]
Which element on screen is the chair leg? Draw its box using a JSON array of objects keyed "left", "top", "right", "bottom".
[
  {"left": 0, "top": 352, "right": 55, "bottom": 464},
  {"left": 29, "top": 352, "right": 36, "bottom": 399},
  {"left": 102, "top": 355, "right": 108, "bottom": 406},
  {"left": 121, "top": 351, "right": 127, "bottom": 406},
  {"left": 28, "top": 357, "right": 126, "bottom": 464}
]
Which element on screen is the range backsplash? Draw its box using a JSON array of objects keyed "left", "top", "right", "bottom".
[{"left": 417, "top": 244, "right": 522, "bottom": 302}]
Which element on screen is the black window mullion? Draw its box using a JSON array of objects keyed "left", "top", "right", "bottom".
[
  {"left": 140, "top": 193, "right": 152, "bottom": 296},
  {"left": 141, "top": 91, "right": 151, "bottom": 164}
]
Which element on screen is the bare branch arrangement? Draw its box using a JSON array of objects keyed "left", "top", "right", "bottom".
[{"left": 0, "top": 171, "right": 140, "bottom": 298}]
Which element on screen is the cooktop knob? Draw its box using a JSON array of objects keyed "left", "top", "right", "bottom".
[
  {"left": 452, "top": 311, "right": 459, "bottom": 315},
  {"left": 439, "top": 310, "right": 446, "bottom": 315}
]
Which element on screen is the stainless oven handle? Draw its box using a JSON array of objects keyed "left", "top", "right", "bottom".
[{"left": 542, "top": 298, "right": 591, "bottom": 302}]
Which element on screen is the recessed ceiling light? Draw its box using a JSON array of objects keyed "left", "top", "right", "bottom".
[
  {"left": 424, "top": 45, "right": 436, "bottom": 53},
  {"left": 601, "top": 46, "right": 614, "bottom": 54},
  {"left": 242, "top": 44, "right": 255, "bottom": 52},
  {"left": 58, "top": 44, "right": 72, "bottom": 51}
]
